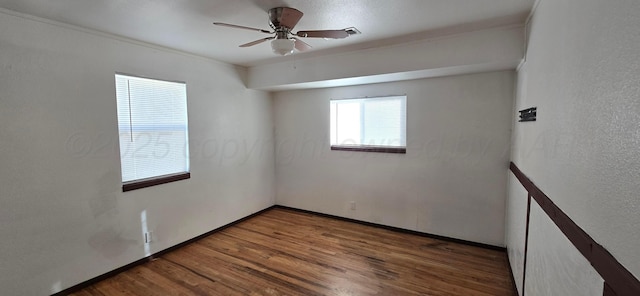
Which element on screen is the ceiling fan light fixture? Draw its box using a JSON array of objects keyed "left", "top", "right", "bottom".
[
  {"left": 271, "top": 38, "right": 295, "bottom": 56},
  {"left": 214, "top": 7, "right": 357, "bottom": 55}
]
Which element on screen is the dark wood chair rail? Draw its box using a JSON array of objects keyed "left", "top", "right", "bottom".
[{"left": 509, "top": 162, "right": 640, "bottom": 296}]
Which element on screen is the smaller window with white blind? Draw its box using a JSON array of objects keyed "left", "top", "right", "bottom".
[
  {"left": 330, "top": 95, "right": 407, "bottom": 153},
  {"left": 114, "top": 73, "right": 190, "bottom": 191}
]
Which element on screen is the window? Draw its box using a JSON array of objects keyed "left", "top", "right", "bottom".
[
  {"left": 330, "top": 95, "right": 407, "bottom": 153},
  {"left": 114, "top": 74, "right": 190, "bottom": 191}
]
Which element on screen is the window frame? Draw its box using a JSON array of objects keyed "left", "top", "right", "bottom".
[
  {"left": 114, "top": 73, "right": 191, "bottom": 192},
  {"left": 122, "top": 172, "right": 191, "bottom": 192},
  {"left": 329, "top": 95, "right": 407, "bottom": 154}
]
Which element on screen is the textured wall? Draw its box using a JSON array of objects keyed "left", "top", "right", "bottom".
[
  {"left": 525, "top": 202, "right": 603, "bottom": 295},
  {"left": 0, "top": 12, "right": 275, "bottom": 295},
  {"left": 274, "top": 71, "right": 514, "bottom": 246},
  {"left": 504, "top": 174, "right": 528, "bottom": 295},
  {"left": 507, "top": 0, "right": 640, "bottom": 294}
]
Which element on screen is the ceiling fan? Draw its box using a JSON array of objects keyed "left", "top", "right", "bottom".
[{"left": 214, "top": 7, "right": 360, "bottom": 56}]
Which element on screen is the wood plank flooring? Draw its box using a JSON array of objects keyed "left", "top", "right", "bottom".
[{"left": 70, "top": 208, "right": 516, "bottom": 295}]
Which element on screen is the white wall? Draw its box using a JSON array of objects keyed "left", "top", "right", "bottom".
[
  {"left": 504, "top": 174, "right": 528, "bottom": 295},
  {"left": 506, "top": 0, "right": 640, "bottom": 294},
  {"left": 0, "top": 11, "right": 275, "bottom": 296},
  {"left": 274, "top": 71, "right": 514, "bottom": 246},
  {"left": 525, "top": 201, "right": 603, "bottom": 295}
]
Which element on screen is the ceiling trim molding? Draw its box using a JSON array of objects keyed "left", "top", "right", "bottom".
[
  {"left": 0, "top": 7, "right": 238, "bottom": 68},
  {"left": 526, "top": 0, "right": 544, "bottom": 26},
  {"left": 267, "top": 61, "right": 518, "bottom": 92}
]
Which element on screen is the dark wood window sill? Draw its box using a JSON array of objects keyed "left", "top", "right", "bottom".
[
  {"left": 330, "top": 146, "right": 406, "bottom": 154},
  {"left": 122, "top": 172, "right": 190, "bottom": 192}
]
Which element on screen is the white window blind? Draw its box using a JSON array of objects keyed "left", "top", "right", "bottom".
[
  {"left": 330, "top": 96, "right": 407, "bottom": 147},
  {"left": 115, "top": 74, "right": 189, "bottom": 183}
]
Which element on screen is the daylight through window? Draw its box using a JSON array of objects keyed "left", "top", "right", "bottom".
[
  {"left": 114, "top": 74, "right": 190, "bottom": 191},
  {"left": 330, "top": 95, "right": 406, "bottom": 153}
]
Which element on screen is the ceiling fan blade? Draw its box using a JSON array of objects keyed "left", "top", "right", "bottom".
[
  {"left": 239, "top": 37, "right": 275, "bottom": 47},
  {"left": 269, "top": 7, "right": 304, "bottom": 29},
  {"left": 213, "top": 22, "right": 272, "bottom": 34},
  {"left": 296, "top": 30, "right": 350, "bottom": 39},
  {"left": 292, "top": 37, "right": 312, "bottom": 52}
]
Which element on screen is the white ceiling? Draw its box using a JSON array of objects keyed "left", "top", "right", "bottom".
[{"left": 0, "top": 0, "right": 534, "bottom": 67}]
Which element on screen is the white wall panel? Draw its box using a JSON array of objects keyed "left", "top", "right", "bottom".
[
  {"left": 505, "top": 173, "right": 529, "bottom": 295},
  {"left": 274, "top": 71, "right": 514, "bottom": 246},
  {"left": 511, "top": 0, "right": 640, "bottom": 288},
  {"left": 0, "top": 11, "right": 275, "bottom": 295},
  {"left": 525, "top": 202, "right": 603, "bottom": 295}
]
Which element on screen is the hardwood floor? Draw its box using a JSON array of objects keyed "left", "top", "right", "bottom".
[{"left": 71, "top": 208, "right": 516, "bottom": 295}]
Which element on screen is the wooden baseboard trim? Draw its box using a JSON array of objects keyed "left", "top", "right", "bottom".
[
  {"left": 274, "top": 205, "right": 506, "bottom": 252},
  {"left": 51, "top": 205, "right": 277, "bottom": 296},
  {"left": 509, "top": 162, "right": 640, "bottom": 296}
]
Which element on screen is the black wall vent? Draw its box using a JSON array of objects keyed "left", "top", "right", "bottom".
[{"left": 519, "top": 107, "right": 537, "bottom": 122}]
